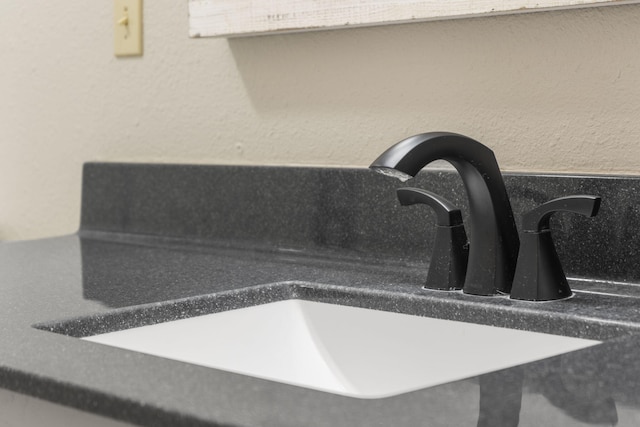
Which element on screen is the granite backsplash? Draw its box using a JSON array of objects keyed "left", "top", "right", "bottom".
[{"left": 80, "top": 163, "right": 640, "bottom": 284}]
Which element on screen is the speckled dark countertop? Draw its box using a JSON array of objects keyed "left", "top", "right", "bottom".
[{"left": 3, "top": 163, "right": 640, "bottom": 426}]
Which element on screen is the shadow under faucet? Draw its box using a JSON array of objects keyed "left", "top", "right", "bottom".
[{"left": 370, "top": 132, "right": 519, "bottom": 295}]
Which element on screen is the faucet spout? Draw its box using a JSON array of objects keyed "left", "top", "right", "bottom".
[{"left": 370, "top": 132, "right": 519, "bottom": 295}]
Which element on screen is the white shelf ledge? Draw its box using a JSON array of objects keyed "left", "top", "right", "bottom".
[{"left": 189, "top": 0, "right": 640, "bottom": 38}]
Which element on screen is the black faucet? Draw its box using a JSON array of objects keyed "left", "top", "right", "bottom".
[{"left": 370, "top": 132, "right": 520, "bottom": 296}]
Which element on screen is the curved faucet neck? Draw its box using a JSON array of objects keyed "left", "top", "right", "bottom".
[{"left": 371, "top": 132, "right": 520, "bottom": 295}]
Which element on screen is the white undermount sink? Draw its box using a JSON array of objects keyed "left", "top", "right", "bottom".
[{"left": 82, "top": 299, "right": 600, "bottom": 399}]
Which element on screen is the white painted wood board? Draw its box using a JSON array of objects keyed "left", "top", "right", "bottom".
[{"left": 189, "top": 0, "right": 640, "bottom": 38}]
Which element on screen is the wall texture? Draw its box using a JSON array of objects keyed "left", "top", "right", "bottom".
[{"left": 1, "top": 1, "right": 640, "bottom": 240}]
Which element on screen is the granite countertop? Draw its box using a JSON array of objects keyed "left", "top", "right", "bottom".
[{"left": 3, "top": 163, "right": 640, "bottom": 426}]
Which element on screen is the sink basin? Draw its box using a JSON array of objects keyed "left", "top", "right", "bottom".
[{"left": 82, "top": 299, "right": 599, "bottom": 399}]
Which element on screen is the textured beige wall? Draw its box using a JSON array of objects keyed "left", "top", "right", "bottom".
[{"left": 2, "top": 2, "right": 640, "bottom": 240}]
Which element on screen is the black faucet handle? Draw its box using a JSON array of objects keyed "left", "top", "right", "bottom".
[
  {"left": 396, "top": 188, "right": 464, "bottom": 227},
  {"left": 511, "top": 195, "right": 602, "bottom": 301},
  {"left": 397, "top": 187, "right": 468, "bottom": 291},
  {"left": 522, "top": 195, "right": 601, "bottom": 232}
]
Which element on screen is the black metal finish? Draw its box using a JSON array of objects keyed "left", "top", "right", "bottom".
[
  {"left": 396, "top": 187, "right": 464, "bottom": 227},
  {"left": 397, "top": 188, "right": 468, "bottom": 290},
  {"left": 510, "top": 196, "right": 602, "bottom": 301},
  {"left": 370, "top": 132, "right": 520, "bottom": 296},
  {"left": 521, "top": 195, "right": 602, "bottom": 232}
]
